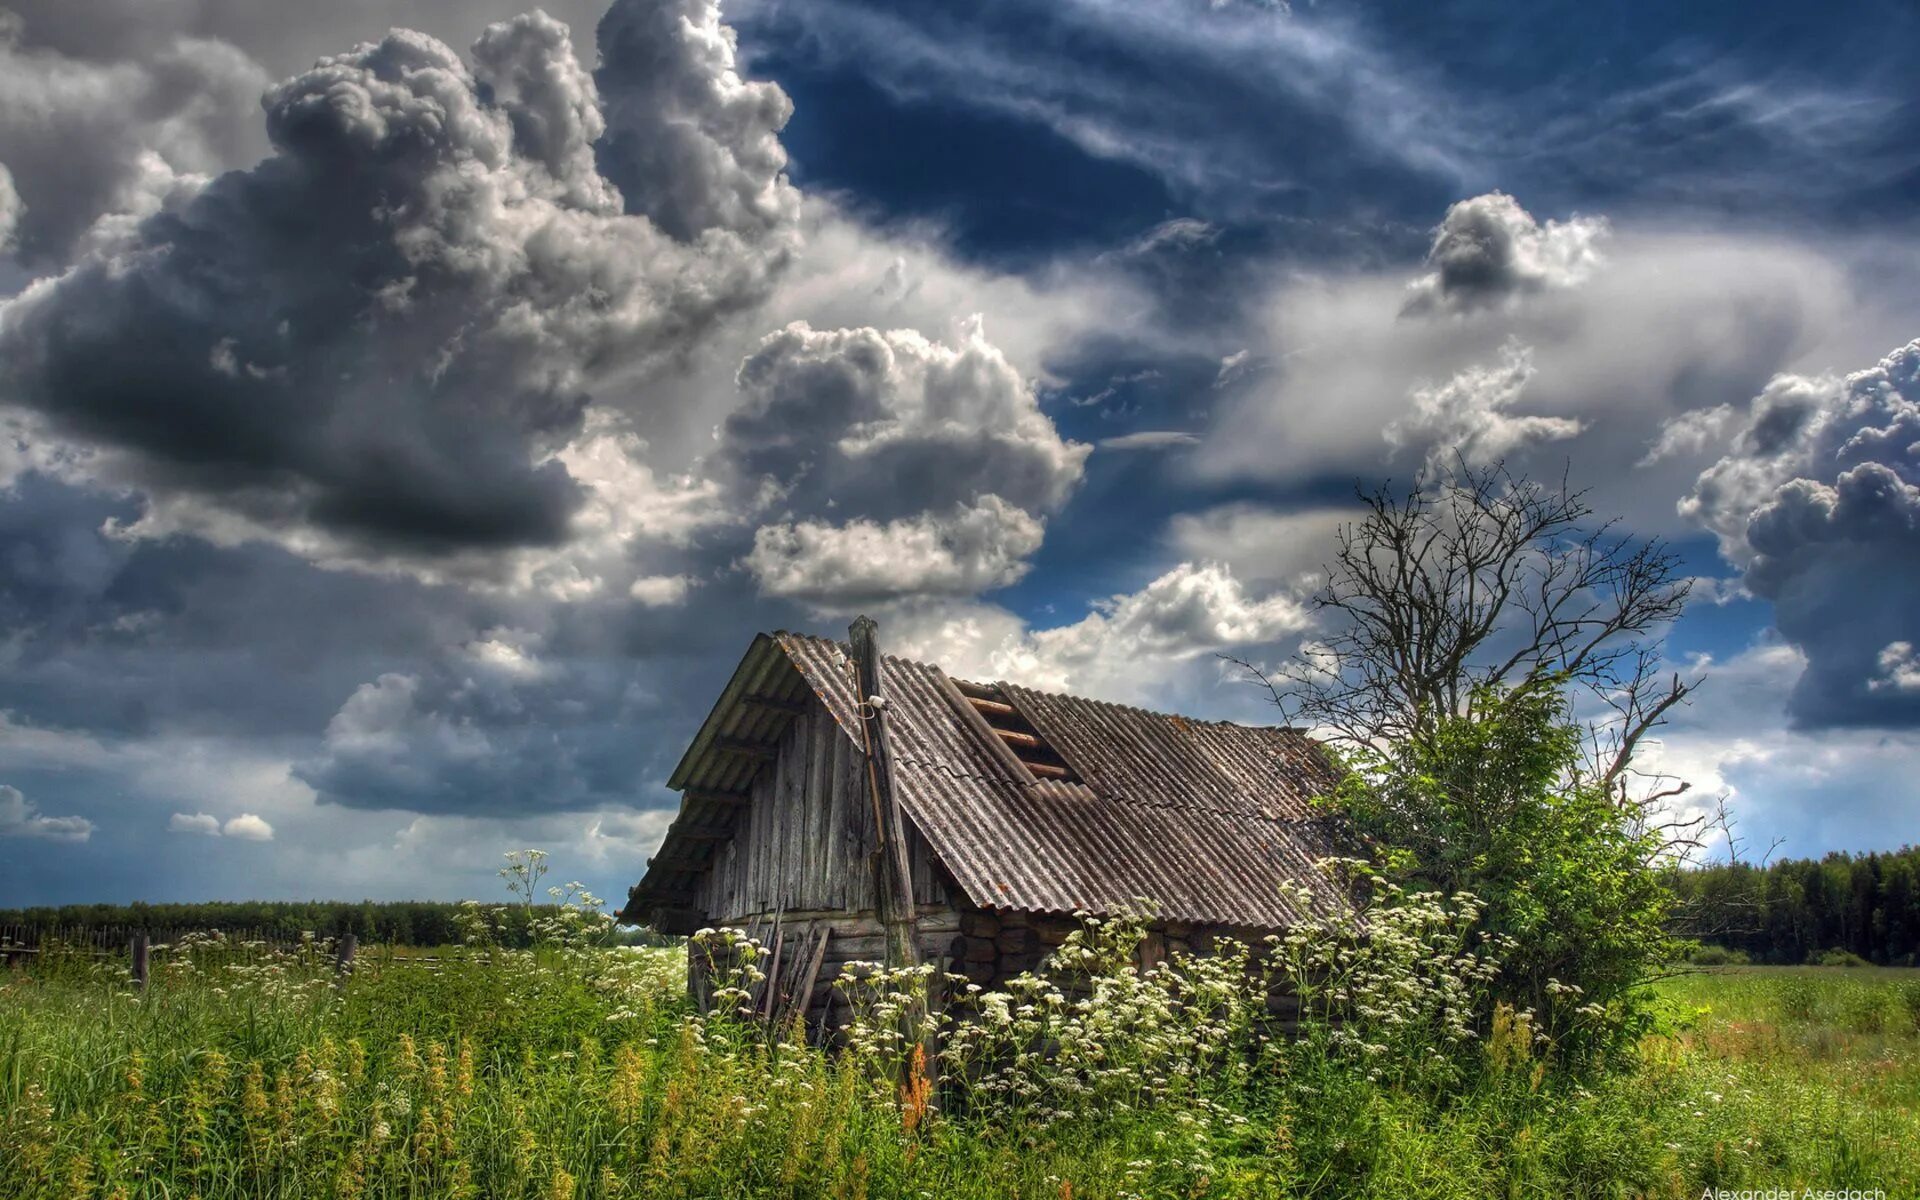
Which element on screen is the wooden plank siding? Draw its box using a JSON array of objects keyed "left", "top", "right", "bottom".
[{"left": 690, "top": 698, "right": 950, "bottom": 925}]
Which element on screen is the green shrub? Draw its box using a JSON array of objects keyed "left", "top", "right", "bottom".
[
  {"left": 1336, "top": 684, "right": 1673, "bottom": 1054},
  {"left": 1811, "top": 947, "right": 1872, "bottom": 968},
  {"left": 1894, "top": 979, "right": 1920, "bottom": 1032},
  {"left": 1685, "top": 943, "right": 1751, "bottom": 966}
]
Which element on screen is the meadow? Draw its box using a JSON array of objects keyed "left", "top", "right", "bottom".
[{"left": 3, "top": 928, "right": 1916, "bottom": 1200}]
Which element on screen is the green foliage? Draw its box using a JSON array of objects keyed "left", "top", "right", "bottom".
[
  {"left": 1680, "top": 942, "right": 1751, "bottom": 967},
  {"left": 826, "top": 882, "right": 1510, "bottom": 1122},
  {"left": 1667, "top": 844, "right": 1920, "bottom": 966},
  {"left": 5, "top": 931, "right": 1916, "bottom": 1198},
  {"left": 1813, "top": 947, "right": 1873, "bottom": 969},
  {"left": 0, "top": 897, "right": 676, "bottom": 949},
  {"left": 4, "top": 855, "right": 1911, "bottom": 1198},
  {"left": 1334, "top": 684, "right": 1674, "bottom": 1051}
]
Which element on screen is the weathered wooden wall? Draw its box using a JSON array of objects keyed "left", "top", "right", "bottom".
[
  {"left": 683, "top": 698, "right": 962, "bottom": 1040},
  {"left": 688, "top": 911, "right": 962, "bottom": 1041},
  {"left": 691, "top": 701, "right": 949, "bottom": 925}
]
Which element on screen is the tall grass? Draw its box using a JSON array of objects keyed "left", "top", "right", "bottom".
[{"left": 3, "top": 923, "right": 1916, "bottom": 1197}]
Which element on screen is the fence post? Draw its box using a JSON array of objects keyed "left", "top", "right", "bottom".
[
  {"left": 335, "top": 932, "right": 358, "bottom": 986},
  {"left": 131, "top": 932, "right": 150, "bottom": 989}
]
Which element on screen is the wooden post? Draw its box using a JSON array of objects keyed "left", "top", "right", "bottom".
[
  {"left": 130, "top": 932, "right": 150, "bottom": 990},
  {"left": 849, "top": 616, "right": 918, "bottom": 971},
  {"left": 787, "top": 925, "right": 831, "bottom": 1038},
  {"left": 851, "top": 616, "right": 934, "bottom": 1088},
  {"left": 335, "top": 932, "right": 358, "bottom": 985}
]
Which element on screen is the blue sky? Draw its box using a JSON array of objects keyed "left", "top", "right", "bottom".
[{"left": 0, "top": 0, "right": 1916, "bottom": 908}]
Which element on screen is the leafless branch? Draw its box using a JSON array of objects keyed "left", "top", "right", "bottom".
[{"left": 1244, "top": 460, "right": 1704, "bottom": 855}]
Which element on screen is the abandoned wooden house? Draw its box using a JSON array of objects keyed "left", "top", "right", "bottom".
[{"left": 618, "top": 618, "right": 1352, "bottom": 1037}]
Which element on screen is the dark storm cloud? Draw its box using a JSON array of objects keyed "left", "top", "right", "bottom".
[
  {"left": 0, "top": 457, "right": 781, "bottom": 817},
  {"left": 715, "top": 318, "right": 1088, "bottom": 605},
  {"left": 294, "top": 636, "right": 651, "bottom": 813},
  {"left": 0, "top": 469, "right": 486, "bottom": 739},
  {"left": 0, "top": 11, "right": 269, "bottom": 265},
  {"left": 1683, "top": 337, "right": 1920, "bottom": 728},
  {"left": 0, "top": 2, "right": 795, "bottom": 561},
  {"left": 292, "top": 580, "right": 792, "bottom": 814},
  {"left": 0, "top": 16, "right": 270, "bottom": 264},
  {"left": 722, "top": 319, "right": 1086, "bottom": 519}
]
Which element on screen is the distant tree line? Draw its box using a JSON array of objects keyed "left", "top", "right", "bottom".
[
  {"left": 0, "top": 900, "right": 672, "bottom": 948},
  {"left": 1666, "top": 846, "right": 1920, "bottom": 966}
]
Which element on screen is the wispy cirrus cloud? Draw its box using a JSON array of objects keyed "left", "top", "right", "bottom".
[{"left": 731, "top": 0, "right": 1478, "bottom": 213}]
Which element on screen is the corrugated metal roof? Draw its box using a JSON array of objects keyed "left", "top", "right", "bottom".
[
  {"left": 627, "top": 632, "right": 1353, "bottom": 929},
  {"left": 999, "top": 683, "right": 1335, "bottom": 821}
]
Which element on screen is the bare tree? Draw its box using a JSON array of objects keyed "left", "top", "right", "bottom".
[{"left": 1237, "top": 461, "right": 1707, "bottom": 856}]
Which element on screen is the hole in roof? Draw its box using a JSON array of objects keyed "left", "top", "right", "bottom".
[{"left": 951, "top": 678, "right": 1082, "bottom": 785}]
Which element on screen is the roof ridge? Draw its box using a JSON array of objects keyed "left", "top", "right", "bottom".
[
  {"left": 773, "top": 629, "right": 955, "bottom": 682},
  {"left": 778, "top": 628, "right": 1307, "bottom": 734},
  {"left": 992, "top": 677, "right": 1304, "bottom": 732}
]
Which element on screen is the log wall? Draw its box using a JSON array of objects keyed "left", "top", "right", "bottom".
[
  {"left": 944, "top": 906, "right": 1308, "bottom": 1033},
  {"left": 694, "top": 902, "right": 1309, "bottom": 1042}
]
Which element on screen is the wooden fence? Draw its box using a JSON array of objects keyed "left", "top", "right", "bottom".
[
  {"left": 1, "top": 925, "right": 361, "bottom": 985},
  {"left": 2, "top": 924, "right": 319, "bottom": 954}
]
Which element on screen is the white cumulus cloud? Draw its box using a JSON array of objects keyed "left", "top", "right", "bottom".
[
  {"left": 1384, "top": 340, "right": 1583, "bottom": 468},
  {"left": 1401, "top": 191, "right": 1608, "bottom": 316},
  {"left": 221, "top": 813, "right": 274, "bottom": 841},
  {"left": 0, "top": 784, "right": 95, "bottom": 842},
  {"left": 746, "top": 496, "right": 1045, "bottom": 606}
]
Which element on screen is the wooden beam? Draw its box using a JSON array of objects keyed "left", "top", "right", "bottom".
[
  {"left": 852, "top": 615, "right": 928, "bottom": 1076},
  {"left": 740, "top": 694, "right": 808, "bottom": 715},
  {"left": 951, "top": 678, "right": 1000, "bottom": 701},
  {"left": 785, "top": 924, "right": 831, "bottom": 1034},
  {"left": 650, "top": 846, "right": 701, "bottom": 863},
  {"left": 684, "top": 788, "right": 749, "bottom": 807},
  {"left": 651, "top": 907, "right": 705, "bottom": 937},
  {"left": 967, "top": 695, "right": 1017, "bottom": 719},
  {"left": 760, "top": 918, "right": 785, "bottom": 1019},
  {"left": 713, "top": 736, "right": 777, "bottom": 760},
  {"left": 994, "top": 727, "right": 1043, "bottom": 750},
  {"left": 935, "top": 673, "right": 1041, "bottom": 783},
  {"left": 850, "top": 616, "right": 919, "bottom": 973},
  {"left": 1024, "top": 761, "right": 1072, "bottom": 780}
]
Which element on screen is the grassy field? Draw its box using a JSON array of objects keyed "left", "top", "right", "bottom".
[{"left": 2, "top": 935, "right": 1916, "bottom": 1200}]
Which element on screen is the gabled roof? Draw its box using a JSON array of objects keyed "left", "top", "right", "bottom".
[{"left": 624, "top": 632, "right": 1353, "bottom": 929}]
